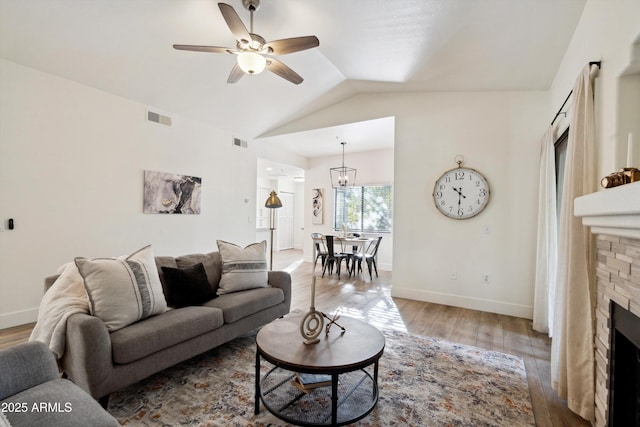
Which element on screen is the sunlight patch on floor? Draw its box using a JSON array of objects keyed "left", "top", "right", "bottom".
[
  {"left": 329, "top": 297, "right": 408, "bottom": 333},
  {"left": 282, "top": 259, "right": 304, "bottom": 273}
]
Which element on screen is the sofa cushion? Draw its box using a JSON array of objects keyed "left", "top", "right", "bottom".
[
  {"left": 216, "top": 240, "right": 268, "bottom": 295},
  {"left": 110, "top": 306, "right": 224, "bottom": 364},
  {"left": 175, "top": 252, "right": 222, "bottom": 294},
  {"left": 160, "top": 263, "right": 217, "bottom": 308},
  {"left": 75, "top": 245, "right": 168, "bottom": 332},
  {"left": 203, "top": 286, "right": 284, "bottom": 324},
  {"left": 2, "top": 378, "right": 120, "bottom": 426}
]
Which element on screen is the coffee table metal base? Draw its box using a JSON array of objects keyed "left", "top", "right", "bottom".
[{"left": 255, "top": 359, "right": 379, "bottom": 426}]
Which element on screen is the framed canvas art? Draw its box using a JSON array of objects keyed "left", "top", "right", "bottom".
[
  {"left": 143, "top": 170, "right": 202, "bottom": 214},
  {"left": 312, "top": 188, "right": 324, "bottom": 224}
]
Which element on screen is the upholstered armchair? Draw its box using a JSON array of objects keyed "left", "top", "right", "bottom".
[{"left": 0, "top": 341, "right": 119, "bottom": 427}]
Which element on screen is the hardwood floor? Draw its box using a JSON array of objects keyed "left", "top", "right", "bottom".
[{"left": 0, "top": 249, "right": 589, "bottom": 426}]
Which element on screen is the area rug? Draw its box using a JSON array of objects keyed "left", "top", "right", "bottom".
[{"left": 108, "top": 329, "right": 535, "bottom": 426}]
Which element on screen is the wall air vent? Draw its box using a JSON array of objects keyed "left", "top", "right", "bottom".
[
  {"left": 232, "top": 137, "right": 248, "bottom": 148},
  {"left": 146, "top": 110, "right": 172, "bottom": 127}
]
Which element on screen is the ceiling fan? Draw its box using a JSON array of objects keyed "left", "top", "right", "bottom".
[{"left": 173, "top": 0, "right": 319, "bottom": 85}]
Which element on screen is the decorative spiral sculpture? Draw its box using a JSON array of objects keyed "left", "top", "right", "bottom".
[{"left": 300, "top": 310, "right": 324, "bottom": 344}]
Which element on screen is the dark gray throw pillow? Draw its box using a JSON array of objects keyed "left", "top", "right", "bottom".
[{"left": 161, "top": 263, "right": 217, "bottom": 308}]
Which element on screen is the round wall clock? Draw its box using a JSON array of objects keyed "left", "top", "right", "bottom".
[{"left": 433, "top": 158, "right": 490, "bottom": 220}]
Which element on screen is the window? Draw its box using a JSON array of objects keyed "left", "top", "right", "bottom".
[
  {"left": 334, "top": 185, "right": 392, "bottom": 232},
  {"left": 554, "top": 127, "right": 569, "bottom": 221}
]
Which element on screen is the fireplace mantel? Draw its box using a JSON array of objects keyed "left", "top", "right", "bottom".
[{"left": 575, "top": 181, "right": 640, "bottom": 238}]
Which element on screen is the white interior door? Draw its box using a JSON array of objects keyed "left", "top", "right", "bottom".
[{"left": 278, "top": 192, "right": 295, "bottom": 250}]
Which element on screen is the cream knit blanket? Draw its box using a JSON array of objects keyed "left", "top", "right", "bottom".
[{"left": 29, "top": 262, "right": 89, "bottom": 359}]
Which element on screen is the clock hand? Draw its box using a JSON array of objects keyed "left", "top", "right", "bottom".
[{"left": 452, "top": 187, "right": 466, "bottom": 198}]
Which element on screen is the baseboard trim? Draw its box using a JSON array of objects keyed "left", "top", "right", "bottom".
[
  {"left": 0, "top": 307, "right": 38, "bottom": 329},
  {"left": 391, "top": 287, "right": 533, "bottom": 319}
]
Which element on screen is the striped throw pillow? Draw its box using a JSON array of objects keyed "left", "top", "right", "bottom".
[
  {"left": 75, "top": 245, "right": 168, "bottom": 332},
  {"left": 216, "top": 240, "right": 268, "bottom": 295}
]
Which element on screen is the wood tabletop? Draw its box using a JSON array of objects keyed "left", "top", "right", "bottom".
[{"left": 256, "top": 314, "right": 385, "bottom": 373}]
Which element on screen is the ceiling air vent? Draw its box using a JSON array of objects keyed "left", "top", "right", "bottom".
[
  {"left": 146, "top": 110, "right": 172, "bottom": 127},
  {"left": 232, "top": 137, "right": 248, "bottom": 148}
]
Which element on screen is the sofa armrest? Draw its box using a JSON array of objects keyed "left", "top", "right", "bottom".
[
  {"left": 0, "top": 341, "right": 59, "bottom": 400},
  {"left": 60, "top": 313, "right": 113, "bottom": 399},
  {"left": 268, "top": 271, "right": 292, "bottom": 310},
  {"left": 44, "top": 274, "right": 60, "bottom": 292}
]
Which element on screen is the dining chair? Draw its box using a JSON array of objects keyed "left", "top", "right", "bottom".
[
  {"left": 311, "top": 233, "right": 328, "bottom": 270},
  {"left": 339, "top": 240, "right": 359, "bottom": 276},
  {"left": 354, "top": 236, "right": 382, "bottom": 280},
  {"left": 322, "top": 235, "right": 349, "bottom": 279}
]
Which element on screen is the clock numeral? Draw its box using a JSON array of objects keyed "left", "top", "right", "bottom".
[
  {"left": 479, "top": 188, "right": 487, "bottom": 197},
  {"left": 455, "top": 171, "right": 465, "bottom": 181},
  {"left": 457, "top": 209, "right": 464, "bottom": 217},
  {"left": 435, "top": 191, "right": 443, "bottom": 199}
]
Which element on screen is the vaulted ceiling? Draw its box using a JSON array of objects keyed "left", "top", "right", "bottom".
[{"left": 0, "top": 0, "right": 586, "bottom": 157}]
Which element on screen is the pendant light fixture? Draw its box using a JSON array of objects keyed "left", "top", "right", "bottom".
[{"left": 330, "top": 141, "right": 357, "bottom": 188}]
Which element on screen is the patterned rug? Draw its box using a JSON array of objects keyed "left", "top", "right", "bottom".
[{"left": 108, "top": 328, "right": 535, "bottom": 426}]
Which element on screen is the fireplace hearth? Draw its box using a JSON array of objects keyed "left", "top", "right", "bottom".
[{"left": 608, "top": 302, "right": 640, "bottom": 427}]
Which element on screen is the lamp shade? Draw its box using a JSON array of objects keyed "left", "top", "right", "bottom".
[
  {"left": 265, "top": 191, "right": 283, "bottom": 208},
  {"left": 237, "top": 51, "right": 267, "bottom": 75}
]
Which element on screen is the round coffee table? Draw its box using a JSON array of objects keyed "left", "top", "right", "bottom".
[{"left": 255, "top": 315, "right": 385, "bottom": 426}]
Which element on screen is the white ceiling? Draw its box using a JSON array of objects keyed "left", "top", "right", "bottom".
[{"left": 0, "top": 0, "right": 586, "bottom": 159}]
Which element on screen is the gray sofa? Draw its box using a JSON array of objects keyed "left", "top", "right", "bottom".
[
  {"left": 0, "top": 341, "right": 120, "bottom": 427},
  {"left": 44, "top": 251, "right": 291, "bottom": 404}
]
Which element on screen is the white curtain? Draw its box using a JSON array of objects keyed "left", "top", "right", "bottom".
[
  {"left": 551, "top": 63, "right": 599, "bottom": 422},
  {"left": 533, "top": 127, "right": 557, "bottom": 334}
]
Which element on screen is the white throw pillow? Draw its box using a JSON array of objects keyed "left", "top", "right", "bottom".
[
  {"left": 75, "top": 245, "right": 168, "bottom": 332},
  {"left": 216, "top": 240, "right": 268, "bottom": 295}
]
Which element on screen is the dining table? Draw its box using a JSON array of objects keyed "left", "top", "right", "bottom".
[{"left": 311, "top": 235, "right": 376, "bottom": 276}]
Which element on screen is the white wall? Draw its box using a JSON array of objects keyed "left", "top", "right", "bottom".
[
  {"left": 268, "top": 91, "right": 548, "bottom": 318},
  {"left": 0, "top": 58, "right": 285, "bottom": 328},
  {"left": 304, "top": 148, "right": 394, "bottom": 271},
  {"left": 549, "top": 1, "right": 640, "bottom": 179}
]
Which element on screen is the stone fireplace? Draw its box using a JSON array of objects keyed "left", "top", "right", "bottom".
[{"left": 576, "top": 181, "right": 640, "bottom": 427}]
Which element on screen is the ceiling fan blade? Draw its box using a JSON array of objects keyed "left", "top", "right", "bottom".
[
  {"left": 264, "top": 36, "right": 319, "bottom": 55},
  {"left": 227, "top": 62, "right": 244, "bottom": 84},
  {"left": 266, "top": 58, "right": 303, "bottom": 85},
  {"left": 173, "top": 44, "right": 233, "bottom": 54},
  {"left": 218, "top": 2, "right": 251, "bottom": 44}
]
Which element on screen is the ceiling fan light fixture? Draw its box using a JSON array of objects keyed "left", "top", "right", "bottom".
[
  {"left": 237, "top": 51, "right": 266, "bottom": 74},
  {"left": 174, "top": 1, "right": 318, "bottom": 84}
]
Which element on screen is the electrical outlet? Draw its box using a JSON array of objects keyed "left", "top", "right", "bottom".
[
  {"left": 450, "top": 271, "right": 457, "bottom": 280},
  {"left": 482, "top": 274, "right": 490, "bottom": 284}
]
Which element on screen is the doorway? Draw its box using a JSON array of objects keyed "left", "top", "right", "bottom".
[{"left": 278, "top": 192, "right": 295, "bottom": 250}]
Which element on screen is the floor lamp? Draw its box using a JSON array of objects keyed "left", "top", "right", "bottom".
[{"left": 264, "top": 190, "right": 282, "bottom": 270}]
